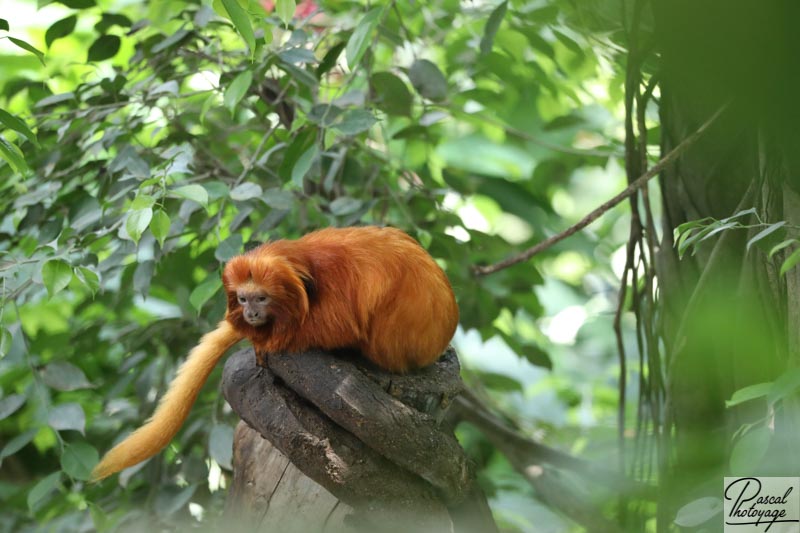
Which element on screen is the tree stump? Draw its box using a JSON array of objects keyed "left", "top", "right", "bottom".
[{"left": 221, "top": 347, "right": 494, "bottom": 532}]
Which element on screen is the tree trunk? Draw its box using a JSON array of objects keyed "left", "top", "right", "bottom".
[
  {"left": 221, "top": 347, "right": 497, "bottom": 533},
  {"left": 653, "top": 0, "right": 800, "bottom": 526}
]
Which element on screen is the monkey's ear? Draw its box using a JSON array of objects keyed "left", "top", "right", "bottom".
[{"left": 300, "top": 273, "right": 316, "bottom": 301}]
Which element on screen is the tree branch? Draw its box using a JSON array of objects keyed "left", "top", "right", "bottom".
[{"left": 472, "top": 103, "right": 729, "bottom": 276}]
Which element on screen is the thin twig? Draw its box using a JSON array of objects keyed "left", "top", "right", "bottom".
[{"left": 472, "top": 103, "right": 729, "bottom": 276}]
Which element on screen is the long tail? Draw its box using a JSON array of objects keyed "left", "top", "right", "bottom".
[{"left": 91, "top": 321, "right": 243, "bottom": 481}]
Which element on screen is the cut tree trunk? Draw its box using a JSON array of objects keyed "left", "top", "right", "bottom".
[{"left": 221, "top": 347, "right": 496, "bottom": 533}]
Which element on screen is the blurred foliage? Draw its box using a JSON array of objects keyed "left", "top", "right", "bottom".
[{"left": 0, "top": 0, "right": 653, "bottom": 531}]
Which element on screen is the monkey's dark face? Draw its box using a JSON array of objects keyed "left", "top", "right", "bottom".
[{"left": 236, "top": 281, "right": 271, "bottom": 326}]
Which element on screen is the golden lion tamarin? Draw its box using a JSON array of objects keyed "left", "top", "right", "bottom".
[{"left": 91, "top": 226, "right": 459, "bottom": 481}]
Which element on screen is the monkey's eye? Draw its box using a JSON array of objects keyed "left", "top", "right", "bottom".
[
  {"left": 238, "top": 296, "right": 246, "bottom": 304},
  {"left": 257, "top": 296, "right": 267, "bottom": 303}
]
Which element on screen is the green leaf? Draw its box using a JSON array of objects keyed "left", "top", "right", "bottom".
[
  {"left": 329, "top": 197, "right": 362, "bottom": 216},
  {"left": 27, "top": 472, "right": 61, "bottom": 512},
  {"left": 317, "top": 41, "right": 345, "bottom": 78},
  {"left": 780, "top": 247, "right": 800, "bottom": 276},
  {"left": 61, "top": 442, "right": 99, "bottom": 481},
  {"left": 87, "top": 35, "right": 121, "bottom": 62},
  {"left": 0, "top": 108, "right": 38, "bottom": 145},
  {"left": 769, "top": 239, "right": 797, "bottom": 258},
  {"left": 41, "top": 259, "right": 73, "bottom": 298},
  {"left": 768, "top": 368, "right": 800, "bottom": 404},
  {"left": 725, "top": 382, "right": 772, "bottom": 407},
  {"left": 334, "top": 109, "right": 377, "bottom": 135},
  {"left": 477, "top": 371, "right": 523, "bottom": 392},
  {"left": 416, "top": 229, "right": 432, "bottom": 249},
  {"left": 35, "top": 92, "right": 75, "bottom": 108},
  {"left": 263, "top": 189, "right": 295, "bottom": 210},
  {"left": 291, "top": 145, "right": 318, "bottom": 187},
  {"left": 215, "top": 234, "right": 243, "bottom": 262},
  {"left": 230, "top": 182, "right": 263, "bottom": 201},
  {"left": 480, "top": 1, "right": 507, "bottom": 55},
  {"left": 209, "top": 424, "right": 234, "bottom": 470},
  {"left": 221, "top": 0, "right": 256, "bottom": 57},
  {"left": 41, "top": 361, "right": 93, "bottom": 391},
  {"left": 224, "top": 70, "right": 253, "bottom": 117},
  {"left": 409, "top": 59, "right": 448, "bottom": 102},
  {"left": 45, "top": 15, "right": 77, "bottom": 48},
  {"left": 170, "top": 184, "right": 209, "bottom": 207},
  {"left": 131, "top": 194, "right": 155, "bottom": 210},
  {"left": 75, "top": 266, "right": 100, "bottom": 295},
  {"left": 346, "top": 7, "right": 382, "bottom": 69},
  {"left": 0, "top": 19, "right": 8, "bottom": 31},
  {"left": 126, "top": 208, "right": 153, "bottom": 244},
  {"left": 276, "top": 0, "right": 296, "bottom": 27},
  {"left": 370, "top": 72, "right": 413, "bottom": 116},
  {"left": 8, "top": 37, "right": 45, "bottom": 65},
  {"left": 1, "top": 429, "right": 37, "bottom": 460},
  {"left": 747, "top": 221, "right": 786, "bottom": 251},
  {"left": 151, "top": 29, "right": 190, "bottom": 54},
  {"left": 0, "top": 135, "right": 28, "bottom": 173},
  {"left": 48, "top": 403, "right": 86, "bottom": 434},
  {"left": 730, "top": 427, "right": 771, "bottom": 474},
  {"left": 150, "top": 209, "right": 170, "bottom": 247},
  {"left": 0, "top": 394, "right": 25, "bottom": 421},
  {"left": 190, "top": 276, "right": 222, "bottom": 312},
  {"left": 95, "top": 13, "right": 132, "bottom": 33},
  {"left": 0, "top": 328, "right": 11, "bottom": 359},
  {"left": 674, "top": 497, "right": 722, "bottom": 528}
]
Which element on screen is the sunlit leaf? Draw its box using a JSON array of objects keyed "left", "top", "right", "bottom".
[
  {"left": 41, "top": 259, "right": 73, "bottom": 297},
  {"left": 0, "top": 108, "right": 38, "bottom": 145},
  {"left": 747, "top": 221, "right": 786, "bottom": 251},
  {"left": 276, "top": 0, "right": 296, "bottom": 27},
  {"left": 170, "top": 184, "right": 209, "bottom": 206},
  {"left": 150, "top": 209, "right": 170, "bottom": 247},
  {"left": 346, "top": 7, "right": 382, "bottom": 69},
  {"left": 220, "top": 0, "right": 256, "bottom": 57},
  {"left": 780, "top": 247, "right": 800, "bottom": 276},
  {"left": 75, "top": 266, "right": 100, "bottom": 295},
  {"left": 0, "top": 135, "right": 28, "bottom": 173},
  {"left": 126, "top": 208, "right": 153, "bottom": 243}
]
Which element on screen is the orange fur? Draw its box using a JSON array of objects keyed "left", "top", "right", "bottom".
[
  {"left": 92, "top": 226, "right": 458, "bottom": 481},
  {"left": 223, "top": 226, "right": 459, "bottom": 372}
]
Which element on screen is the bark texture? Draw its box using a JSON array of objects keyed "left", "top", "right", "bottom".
[{"left": 222, "top": 347, "right": 495, "bottom": 533}]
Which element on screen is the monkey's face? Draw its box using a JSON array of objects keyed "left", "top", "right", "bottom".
[{"left": 236, "top": 282, "right": 271, "bottom": 326}]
